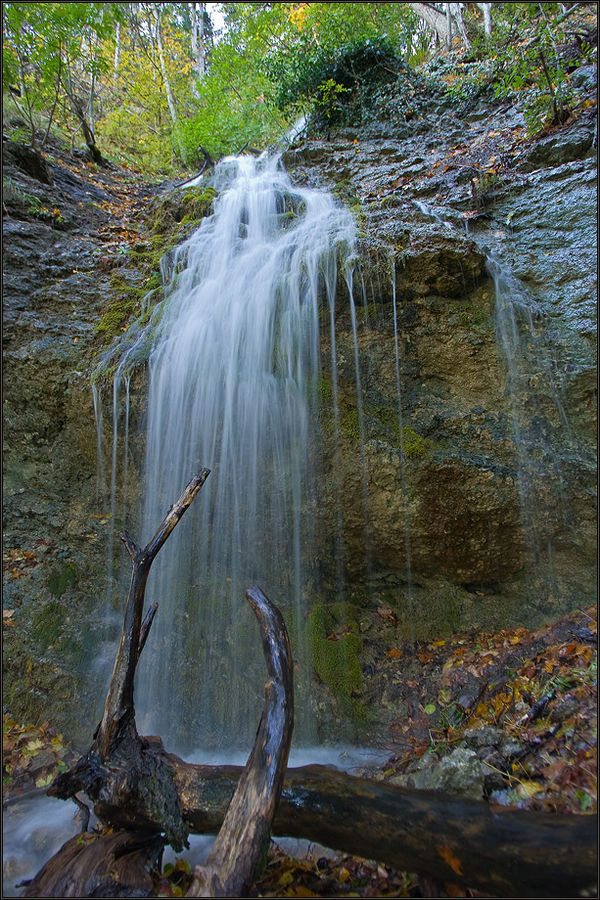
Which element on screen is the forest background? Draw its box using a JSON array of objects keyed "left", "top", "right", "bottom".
[{"left": 3, "top": 2, "right": 597, "bottom": 177}]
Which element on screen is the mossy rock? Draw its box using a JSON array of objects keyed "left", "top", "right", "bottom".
[
  {"left": 46, "top": 563, "right": 78, "bottom": 599},
  {"left": 318, "top": 383, "right": 435, "bottom": 459},
  {"left": 149, "top": 185, "right": 217, "bottom": 235},
  {"left": 307, "top": 603, "right": 369, "bottom": 725}
]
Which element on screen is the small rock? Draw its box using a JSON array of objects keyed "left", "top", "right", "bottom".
[
  {"left": 407, "top": 748, "right": 485, "bottom": 800},
  {"left": 463, "top": 725, "right": 504, "bottom": 748}
]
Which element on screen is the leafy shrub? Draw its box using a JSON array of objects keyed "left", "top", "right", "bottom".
[{"left": 266, "top": 36, "right": 405, "bottom": 128}]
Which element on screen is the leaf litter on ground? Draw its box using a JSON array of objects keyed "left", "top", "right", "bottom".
[{"left": 157, "top": 605, "right": 596, "bottom": 898}]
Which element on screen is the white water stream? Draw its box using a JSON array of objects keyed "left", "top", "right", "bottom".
[{"left": 131, "top": 154, "right": 357, "bottom": 751}]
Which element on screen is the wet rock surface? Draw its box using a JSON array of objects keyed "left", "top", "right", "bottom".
[
  {"left": 286, "top": 84, "right": 597, "bottom": 655},
  {"left": 2, "top": 136, "right": 159, "bottom": 744}
]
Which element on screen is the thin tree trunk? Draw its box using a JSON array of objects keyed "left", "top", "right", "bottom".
[
  {"left": 42, "top": 52, "right": 63, "bottom": 148},
  {"left": 452, "top": 3, "right": 472, "bottom": 49},
  {"left": 444, "top": 2, "right": 453, "bottom": 47},
  {"left": 153, "top": 4, "right": 179, "bottom": 127},
  {"left": 191, "top": 1, "right": 206, "bottom": 85},
  {"left": 113, "top": 21, "right": 121, "bottom": 88},
  {"left": 477, "top": 2, "right": 493, "bottom": 36},
  {"left": 408, "top": 3, "right": 451, "bottom": 48},
  {"left": 61, "top": 53, "right": 103, "bottom": 163}
]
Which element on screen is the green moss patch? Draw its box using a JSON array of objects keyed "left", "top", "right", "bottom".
[
  {"left": 95, "top": 292, "right": 138, "bottom": 336},
  {"left": 307, "top": 603, "right": 368, "bottom": 724},
  {"left": 46, "top": 563, "right": 78, "bottom": 598}
]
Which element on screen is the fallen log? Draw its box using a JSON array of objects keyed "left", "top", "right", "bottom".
[
  {"left": 33, "top": 471, "right": 597, "bottom": 898},
  {"left": 171, "top": 759, "right": 598, "bottom": 899}
]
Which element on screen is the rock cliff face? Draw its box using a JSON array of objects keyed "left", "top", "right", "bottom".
[
  {"left": 2, "top": 76, "right": 596, "bottom": 741},
  {"left": 2, "top": 140, "right": 158, "bottom": 743},
  {"left": 284, "top": 88, "right": 597, "bottom": 653}
]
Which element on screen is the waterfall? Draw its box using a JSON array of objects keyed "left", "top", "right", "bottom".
[{"left": 127, "top": 154, "right": 356, "bottom": 752}]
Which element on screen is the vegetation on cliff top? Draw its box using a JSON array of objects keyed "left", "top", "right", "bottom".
[{"left": 3, "top": 3, "right": 597, "bottom": 175}]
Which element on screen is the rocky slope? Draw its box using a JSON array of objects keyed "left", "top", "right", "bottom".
[{"left": 2, "top": 136, "right": 160, "bottom": 742}]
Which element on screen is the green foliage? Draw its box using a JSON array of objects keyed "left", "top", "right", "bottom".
[
  {"left": 3, "top": 2, "right": 595, "bottom": 172},
  {"left": 3, "top": 2, "right": 121, "bottom": 147},
  {"left": 483, "top": 3, "right": 595, "bottom": 133},
  {"left": 177, "top": 66, "right": 285, "bottom": 163},
  {"left": 267, "top": 34, "right": 407, "bottom": 128}
]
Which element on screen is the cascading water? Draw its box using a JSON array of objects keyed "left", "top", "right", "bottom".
[{"left": 127, "top": 154, "right": 357, "bottom": 752}]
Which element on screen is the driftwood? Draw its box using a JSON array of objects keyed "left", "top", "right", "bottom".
[
  {"left": 171, "top": 760, "right": 598, "bottom": 898},
  {"left": 31, "top": 470, "right": 294, "bottom": 898},
  {"left": 27, "top": 470, "right": 597, "bottom": 898},
  {"left": 47, "top": 470, "right": 213, "bottom": 854},
  {"left": 187, "top": 586, "right": 293, "bottom": 897},
  {"left": 22, "top": 830, "right": 163, "bottom": 898}
]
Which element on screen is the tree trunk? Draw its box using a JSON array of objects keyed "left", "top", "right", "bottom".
[
  {"left": 476, "top": 2, "right": 493, "bottom": 36},
  {"left": 444, "top": 2, "right": 453, "bottom": 47},
  {"left": 171, "top": 760, "right": 599, "bottom": 899},
  {"left": 61, "top": 54, "right": 104, "bottom": 165},
  {"left": 191, "top": 2, "right": 206, "bottom": 86},
  {"left": 408, "top": 3, "right": 451, "bottom": 48},
  {"left": 452, "top": 4, "right": 472, "bottom": 49},
  {"left": 153, "top": 4, "right": 179, "bottom": 128},
  {"left": 113, "top": 21, "right": 121, "bottom": 89}
]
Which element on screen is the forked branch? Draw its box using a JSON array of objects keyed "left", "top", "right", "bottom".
[{"left": 96, "top": 468, "right": 211, "bottom": 758}]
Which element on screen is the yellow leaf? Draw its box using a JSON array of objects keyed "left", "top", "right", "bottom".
[
  {"left": 279, "top": 870, "right": 295, "bottom": 887},
  {"left": 337, "top": 867, "right": 351, "bottom": 883},
  {"left": 35, "top": 773, "right": 54, "bottom": 788},
  {"left": 436, "top": 844, "right": 463, "bottom": 875},
  {"left": 516, "top": 780, "right": 545, "bottom": 799},
  {"left": 431, "top": 639, "right": 446, "bottom": 648}
]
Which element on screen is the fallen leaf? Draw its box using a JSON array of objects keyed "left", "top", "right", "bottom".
[
  {"left": 377, "top": 605, "right": 396, "bottom": 621},
  {"left": 386, "top": 648, "right": 403, "bottom": 659},
  {"left": 516, "top": 780, "right": 545, "bottom": 799},
  {"left": 436, "top": 844, "right": 463, "bottom": 875}
]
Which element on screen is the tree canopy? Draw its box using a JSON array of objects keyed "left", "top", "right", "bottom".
[{"left": 2, "top": 2, "right": 597, "bottom": 174}]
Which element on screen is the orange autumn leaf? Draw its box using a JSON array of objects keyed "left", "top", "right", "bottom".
[
  {"left": 436, "top": 844, "right": 463, "bottom": 876},
  {"left": 386, "top": 648, "right": 403, "bottom": 659}
]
